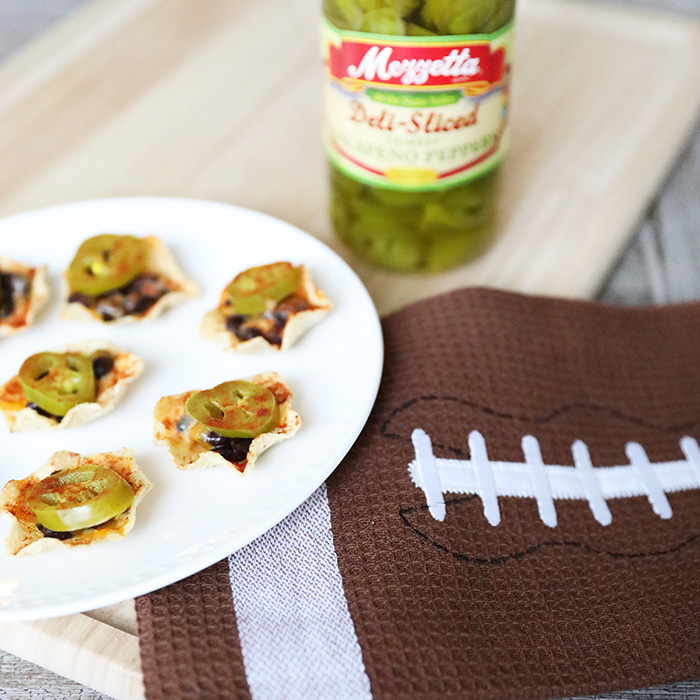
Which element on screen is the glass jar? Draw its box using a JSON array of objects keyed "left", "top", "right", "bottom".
[{"left": 322, "top": 0, "right": 516, "bottom": 273}]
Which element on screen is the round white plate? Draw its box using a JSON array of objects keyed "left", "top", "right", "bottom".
[{"left": 0, "top": 197, "right": 383, "bottom": 622}]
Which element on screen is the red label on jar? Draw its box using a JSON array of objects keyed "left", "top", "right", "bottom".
[{"left": 329, "top": 40, "right": 506, "bottom": 89}]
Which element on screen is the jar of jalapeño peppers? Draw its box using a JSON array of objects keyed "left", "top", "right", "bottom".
[{"left": 322, "top": 0, "right": 515, "bottom": 272}]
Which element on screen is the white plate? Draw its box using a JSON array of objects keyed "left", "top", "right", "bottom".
[{"left": 0, "top": 197, "right": 383, "bottom": 622}]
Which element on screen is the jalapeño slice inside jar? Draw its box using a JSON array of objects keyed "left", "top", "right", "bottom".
[
  {"left": 19, "top": 352, "right": 96, "bottom": 417},
  {"left": 26, "top": 465, "right": 135, "bottom": 532},
  {"left": 185, "top": 380, "right": 278, "bottom": 439},
  {"left": 223, "top": 262, "right": 301, "bottom": 316},
  {"left": 67, "top": 234, "right": 147, "bottom": 296}
]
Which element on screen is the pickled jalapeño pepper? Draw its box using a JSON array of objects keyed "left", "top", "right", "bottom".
[{"left": 322, "top": 0, "right": 516, "bottom": 272}]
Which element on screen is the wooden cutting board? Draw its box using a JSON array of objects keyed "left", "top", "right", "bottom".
[{"left": 0, "top": 0, "right": 699, "bottom": 697}]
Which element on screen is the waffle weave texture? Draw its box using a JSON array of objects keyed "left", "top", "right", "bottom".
[{"left": 136, "top": 288, "right": 700, "bottom": 700}]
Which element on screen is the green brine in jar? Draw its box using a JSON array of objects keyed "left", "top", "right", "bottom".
[{"left": 322, "top": 0, "right": 515, "bottom": 272}]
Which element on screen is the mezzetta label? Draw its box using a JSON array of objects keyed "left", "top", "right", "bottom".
[{"left": 323, "top": 21, "right": 513, "bottom": 190}]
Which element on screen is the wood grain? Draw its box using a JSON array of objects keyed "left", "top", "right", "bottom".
[
  {"left": 0, "top": 0, "right": 699, "bottom": 698},
  {"left": 0, "top": 615, "right": 143, "bottom": 700},
  {"left": 0, "top": 0, "right": 697, "bottom": 313}
]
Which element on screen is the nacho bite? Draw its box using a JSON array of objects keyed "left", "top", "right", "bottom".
[
  {"left": 0, "top": 448, "right": 151, "bottom": 557},
  {"left": 154, "top": 372, "right": 300, "bottom": 474},
  {"left": 0, "top": 257, "right": 49, "bottom": 338},
  {"left": 200, "top": 262, "right": 332, "bottom": 352},
  {"left": 0, "top": 339, "right": 143, "bottom": 432},
  {"left": 62, "top": 234, "right": 199, "bottom": 323}
]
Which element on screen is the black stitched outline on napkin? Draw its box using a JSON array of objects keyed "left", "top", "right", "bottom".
[
  {"left": 399, "top": 496, "right": 700, "bottom": 565},
  {"left": 382, "top": 396, "right": 700, "bottom": 459}
]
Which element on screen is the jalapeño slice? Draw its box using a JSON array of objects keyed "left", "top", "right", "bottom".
[
  {"left": 67, "top": 234, "right": 147, "bottom": 296},
  {"left": 223, "top": 262, "right": 301, "bottom": 315},
  {"left": 26, "top": 465, "right": 135, "bottom": 532},
  {"left": 185, "top": 380, "right": 278, "bottom": 438},
  {"left": 19, "top": 352, "right": 96, "bottom": 417}
]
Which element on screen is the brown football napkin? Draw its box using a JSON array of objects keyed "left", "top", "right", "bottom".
[{"left": 136, "top": 287, "right": 700, "bottom": 700}]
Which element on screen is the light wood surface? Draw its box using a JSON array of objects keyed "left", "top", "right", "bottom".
[
  {"left": 0, "top": 0, "right": 698, "bottom": 313},
  {"left": 0, "top": 0, "right": 699, "bottom": 698}
]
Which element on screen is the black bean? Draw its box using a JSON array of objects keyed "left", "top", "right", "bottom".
[
  {"left": 37, "top": 525, "right": 73, "bottom": 541},
  {"left": 201, "top": 431, "right": 252, "bottom": 464},
  {"left": 276, "top": 296, "right": 311, "bottom": 314},
  {"left": 71, "top": 273, "right": 172, "bottom": 319},
  {"left": 95, "top": 297, "right": 124, "bottom": 321},
  {"left": 212, "top": 439, "right": 252, "bottom": 464},
  {"left": 273, "top": 309, "right": 291, "bottom": 325},
  {"left": 0, "top": 273, "right": 14, "bottom": 319},
  {"left": 26, "top": 402, "right": 57, "bottom": 419},
  {"left": 92, "top": 353, "right": 115, "bottom": 380},
  {"left": 201, "top": 431, "right": 229, "bottom": 449},
  {"left": 9, "top": 274, "right": 29, "bottom": 296},
  {"left": 121, "top": 295, "right": 139, "bottom": 315},
  {"left": 262, "top": 330, "right": 283, "bottom": 346},
  {"left": 124, "top": 294, "right": 158, "bottom": 315},
  {"left": 225, "top": 314, "right": 248, "bottom": 334},
  {"left": 224, "top": 296, "right": 312, "bottom": 347},
  {"left": 131, "top": 273, "right": 162, "bottom": 292},
  {"left": 176, "top": 415, "right": 194, "bottom": 432},
  {"left": 68, "top": 291, "right": 93, "bottom": 306},
  {"left": 238, "top": 326, "right": 263, "bottom": 342},
  {"left": 0, "top": 273, "right": 27, "bottom": 319}
]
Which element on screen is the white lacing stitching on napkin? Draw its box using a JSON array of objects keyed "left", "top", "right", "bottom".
[{"left": 409, "top": 429, "right": 700, "bottom": 527}]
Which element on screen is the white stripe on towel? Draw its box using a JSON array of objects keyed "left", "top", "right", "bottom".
[{"left": 228, "top": 484, "right": 372, "bottom": 700}]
